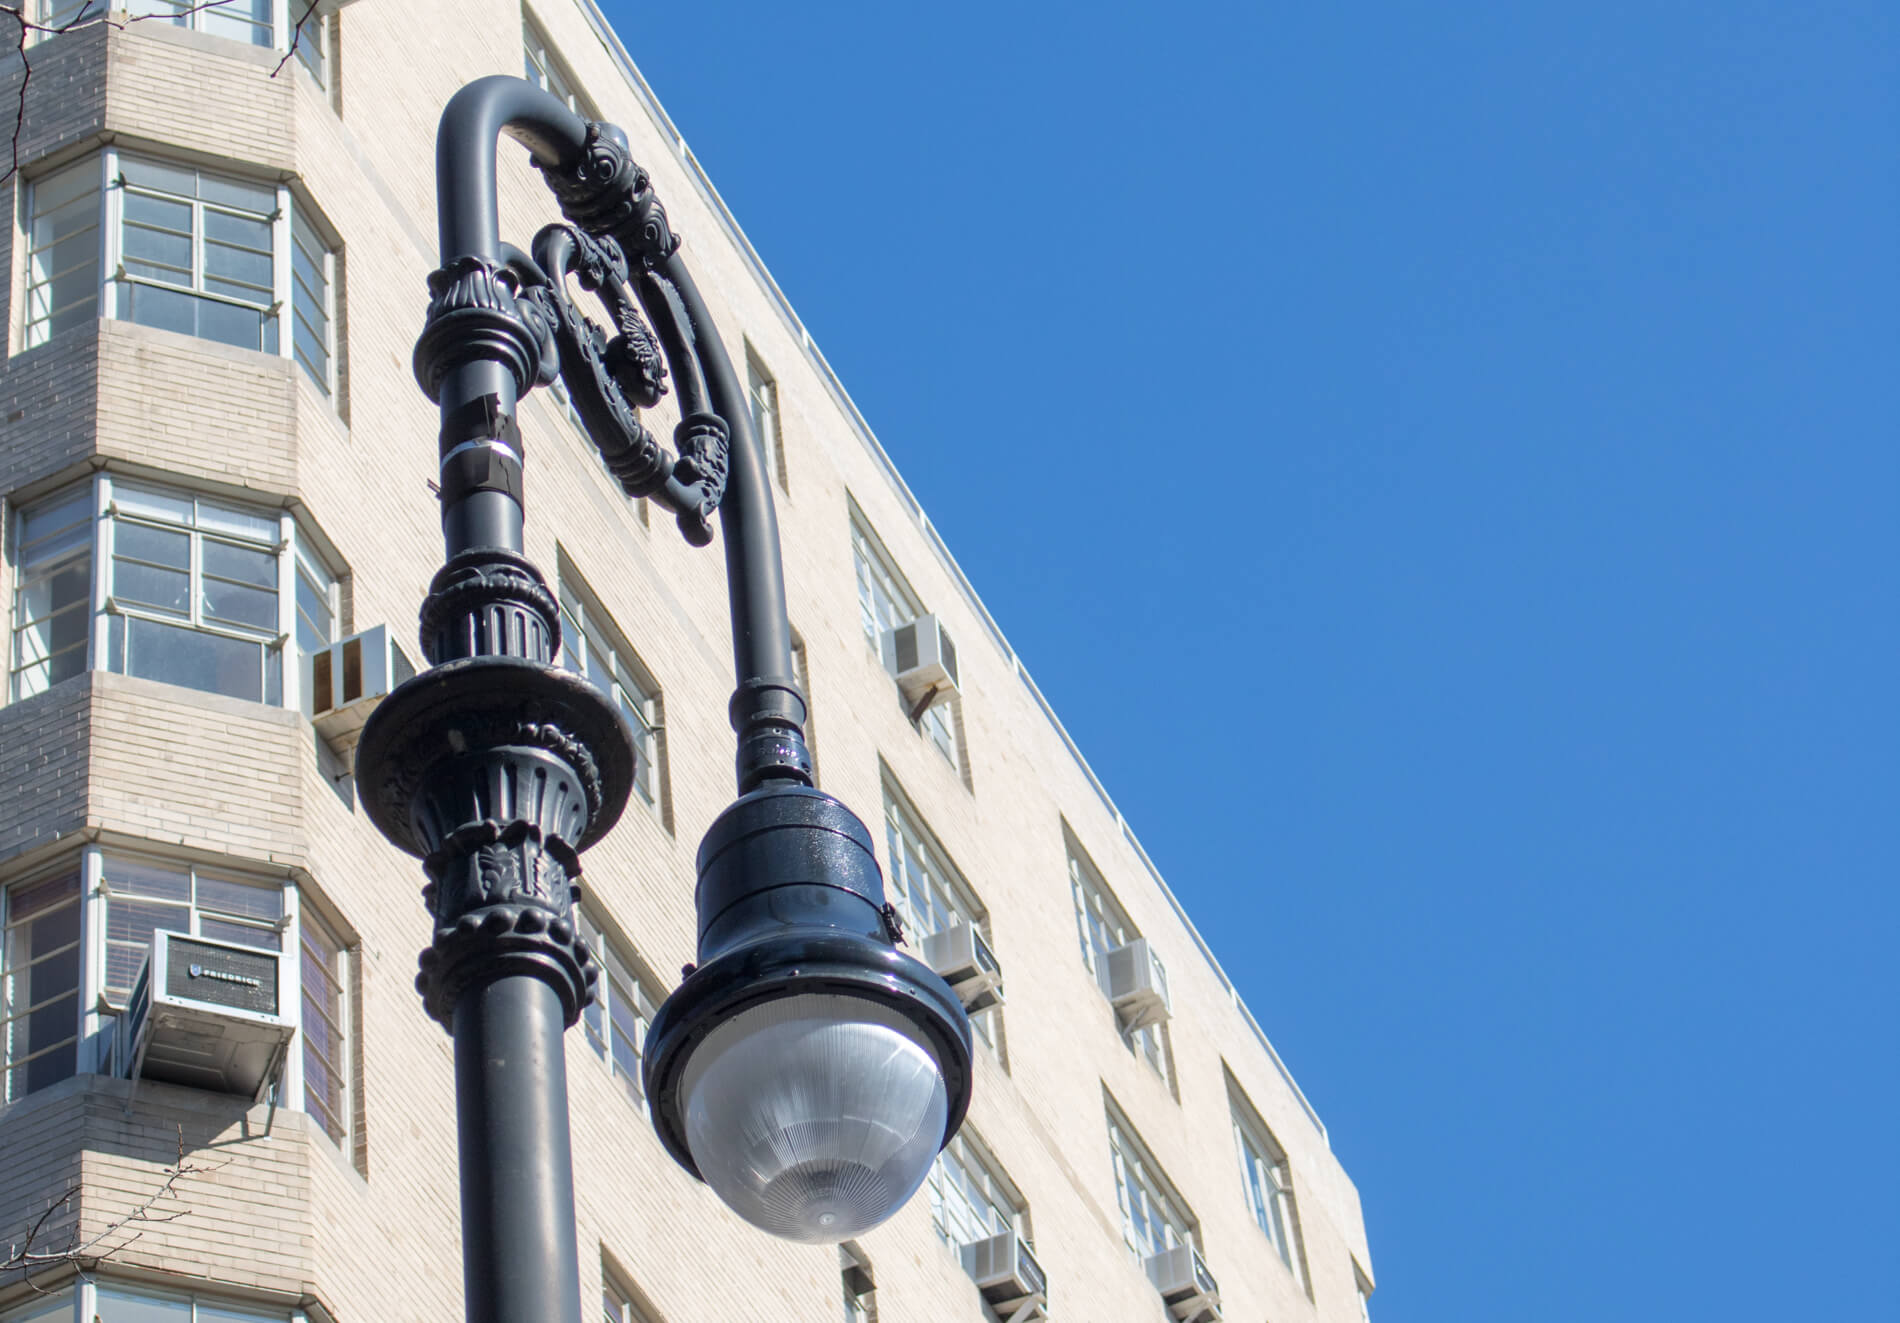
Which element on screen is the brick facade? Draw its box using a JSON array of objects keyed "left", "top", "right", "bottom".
[{"left": 0, "top": 4, "right": 1373, "bottom": 1321}]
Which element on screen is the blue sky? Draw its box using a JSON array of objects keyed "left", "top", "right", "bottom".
[{"left": 600, "top": 4, "right": 1897, "bottom": 1319}]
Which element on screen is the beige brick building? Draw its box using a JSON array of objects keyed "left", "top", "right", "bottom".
[{"left": 0, "top": 4, "right": 1376, "bottom": 1322}]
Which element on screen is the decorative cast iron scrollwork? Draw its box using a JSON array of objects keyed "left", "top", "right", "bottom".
[{"left": 519, "top": 219, "right": 729, "bottom": 546}]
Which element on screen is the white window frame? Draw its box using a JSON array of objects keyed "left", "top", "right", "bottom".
[
  {"left": 1230, "top": 1081, "right": 1308, "bottom": 1290},
  {"left": 578, "top": 910, "right": 661, "bottom": 1106},
  {"left": 1107, "top": 1107, "right": 1197, "bottom": 1264},
  {"left": 839, "top": 1244, "right": 876, "bottom": 1323},
  {"left": 850, "top": 511, "right": 957, "bottom": 766},
  {"left": 925, "top": 1125, "right": 1029, "bottom": 1252},
  {"left": 558, "top": 576, "right": 666, "bottom": 820},
  {"left": 1069, "top": 836, "right": 1169, "bottom": 1081},
  {"left": 0, "top": 1279, "right": 309, "bottom": 1323},
  {"left": 7, "top": 473, "right": 340, "bottom": 712},
  {"left": 19, "top": 149, "right": 339, "bottom": 400},
  {"left": 0, "top": 846, "right": 360, "bottom": 1160}
]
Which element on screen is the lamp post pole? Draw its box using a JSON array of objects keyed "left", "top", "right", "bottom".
[{"left": 354, "top": 77, "right": 973, "bottom": 1323}]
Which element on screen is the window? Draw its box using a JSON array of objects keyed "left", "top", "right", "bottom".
[
  {"left": 1231, "top": 1079, "right": 1307, "bottom": 1288},
  {"left": 291, "top": 2, "right": 331, "bottom": 87},
  {"left": 1, "top": 867, "right": 81, "bottom": 1103},
  {"left": 790, "top": 630, "right": 817, "bottom": 783},
  {"left": 96, "top": 1283, "right": 291, "bottom": 1322},
  {"left": 22, "top": 156, "right": 100, "bottom": 346},
  {"left": 559, "top": 576, "right": 666, "bottom": 819},
  {"left": 30, "top": 0, "right": 327, "bottom": 68},
  {"left": 745, "top": 344, "right": 788, "bottom": 490},
  {"left": 10, "top": 484, "right": 92, "bottom": 697},
  {"left": 850, "top": 513, "right": 956, "bottom": 765},
  {"left": 579, "top": 911, "right": 661, "bottom": 1106},
  {"left": 1069, "top": 837, "right": 1168, "bottom": 1080},
  {"left": 1108, "top": 1109, "right": 1197, "bottom": 1263},
  {"left": 926, "top": 1126, "right": 1027, "bottom": 1252},
  {"left": 839, "top": 1243, "right": 877, "bottom": 1323},
  {"left": 1354, "top": 1263, "right": 1375, "bottom": 1323},
  {"left": 300, "top": 906, "right": 353, "bottom": 1147},
  {"left": 8, "top": 475, "right": 340, "bottom": 709},
  {"left": 524, "top": 14, "right": 593, "bottom": 115},
  {"left": 0, "top": 847, "right": 360, "bottom": 1159},
  {"left": 20, "top": 151, "right": 339, "bottom": 398},
  {"left": 100, "top": 855, "right": 282, "bottom": 1002},
  {"left": 881, "top": 784, "right": 996, "bottom": 1046},
  {"left": 3, "top": 1283, "right": 302, "bottom": 1323},
  {"left": 601, "top": 1267, "right": 659, "bottom": 1323}
]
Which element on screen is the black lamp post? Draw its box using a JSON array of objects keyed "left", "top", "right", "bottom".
[{"left": 353, "top": 76, "right": 973, "bottom": 1323}]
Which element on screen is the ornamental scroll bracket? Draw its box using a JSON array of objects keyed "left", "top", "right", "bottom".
[{"left": 508, "top": 157, "right": 728, "bottom": 548}]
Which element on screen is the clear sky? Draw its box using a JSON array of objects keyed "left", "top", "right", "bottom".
[{"left": 597, "top": 4, "right": 1897, "bottom": 1319}]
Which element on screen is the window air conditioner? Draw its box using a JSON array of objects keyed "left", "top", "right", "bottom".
[
  {"left": 960, "top": 1230, "right": 1048, "bottom": 1317},
  {"left": 116, "top": 930, "right": 296, "bottom": 1100},
  {"left": 882, "top": 614, "right": 959, "bottom": 712},
  {"left": 304, "top": 624, "right": 415, "bottom": 756},
  {"left": 1105, "top": 937, "right": 1171, "bottom": 1031},
  {"left": 1145, "top": 1244, "right": 1222, "bottom": 1323},
  {"left": 921, "top": 921, "right": 1004, "bottom": 1014}
]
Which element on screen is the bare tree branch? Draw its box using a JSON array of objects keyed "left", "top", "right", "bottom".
[
  {"left": 1, "top": 1124, "right": 226, "bottom": 1293},
  {"left": 1, "top": 0, "right": 311, "bottom": 187}
]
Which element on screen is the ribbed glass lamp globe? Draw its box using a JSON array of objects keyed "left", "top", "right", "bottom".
[{"left": 679, "top": 991, "right": 950, "bottom": 1242}]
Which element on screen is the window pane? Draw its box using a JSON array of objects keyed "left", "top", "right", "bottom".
[
  {"left": 119, "top": 157, "right": 196, "bottom": 196},
  {"left": 198, "top": 296, "right": 271, "bottom": 352},
  {"left": 203, "top": 539, "right": 276, "bottom": 589},
  {"left": 122, "top": 191, "right": 193, "bottom": 238},
  {"left": 107, "top": 858, "right": 191, "bottom": 902},
  {"left": 19, "top": 488, "right": 93, "bottom": 565},
  {"left": 198, "top": 0, "right": 271, "bottom": 45},
  {"left": 114, "top": 484, "right": 194, "bottom": 525},
  {"left": 121, "top": 614, "right": 264, "bottom": 702},
  {"left": 198, "top": 173, "right": 275, "bottom": 215},
  {"left": 0, "top": 1287, "right": 75, "bottom": 1323},
  {"left": 196, "top": 874, "right": 283, "bottom": 921},
  {"left": 196, "top": 500, "right": 278, "bottom": 544},
  {"left": 95, "top": 1285, "right": 191, "bottom": 1322},
  {"left": 199, "top": 916, "right": 281, "bottom": 951},
  {"left": 123, "top": 281, "right": 199, "bottom": 337}
]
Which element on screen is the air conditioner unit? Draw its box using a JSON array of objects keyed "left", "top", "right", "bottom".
[
  {"left": 304, "top": 624, "right": 414, "bottom": 756},
  {"left": 1105, "top": 937, "right": 1171, "bottom": 1031},
  {"left": 882, "top": 614, "right": 959, "bottom": 711},
  {"left": 1145, "top": 1244, "right": 1222, "bottom": 1323},
  {"left": 921, "top": 921, "right": 1004, "bottom": 1014},
  {"left": 117, "top": 930, "right": 296, "bottom": 1100},
  {"left": 960, "top": 1230, "right": 1048, "bottom": 1317}
]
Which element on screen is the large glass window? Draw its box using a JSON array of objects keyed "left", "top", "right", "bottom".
[
  {"left": 1, "top": 868, "right": 81, "bottom": 1103},
  {"left": 559, "top": 578, "right": 665, "bottom": 817},
  {"left": 0, "top": 848, "right": 359, "bottom": 1157},
  {"left": 8, "top": 475, "right": 340, "bottom": 709},
  {"left": 20, "top": 151, "right": 338, "bottom": 398},
  {"left": 1231, "top": 1083, "right": 1306, "bottom": 1287},
  {"left": 1069, "top": 838, "right": 1168, "bottom": 1079},
  {"left": 850, "top": 514, "right": 957, "bottom": 765},
  {"left": 600, "top": 1268, "right": 658, "bottom": 1323},
  {"left": 96, "top": 1283, "right": 287, "bottom": 1322},
  {"left": 926, "top": 1127, "right": 1026, "bottom": 1251},
  {"left": 100, "top": 855, "right": 281, "bottom": 1002},
  {"left": 32, "top": 0, "right": 310, "bottom": 54},
  {"left": 1108, "top": 1110, "right": 1196, "bottom": 1262},
  {"left": 22, "top": 156, "right": 101, "bottom": 346},
  {"left": 579, "top": 911, "right": 661, "bottom": 1106},
  {"left": 299, "top": 906, "right": 351, "bottom": 1146},
  {"left": 10, "top": 485, "right": 93, "bottom": 699}
]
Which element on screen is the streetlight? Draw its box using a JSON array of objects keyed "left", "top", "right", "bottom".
[{"left": 354, "top": 75, "right": 973, "bottom": 1323}]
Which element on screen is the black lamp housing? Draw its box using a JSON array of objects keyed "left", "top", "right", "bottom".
[{"left": 642, "top": 783, "right": 975, "bottom": 1178}]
